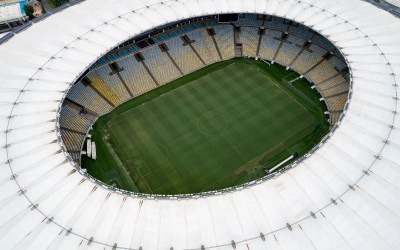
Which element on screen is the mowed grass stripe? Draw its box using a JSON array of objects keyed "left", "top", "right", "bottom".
[
  {"left": 216, "top": 64, "right": 309, "bottom": 160},
  {"left": 110, "top": 109, "right": 178, "bottom": 188},
  {"left": 115, "top": 105, "right": 178, "bottom": 190},
  {"left": 84, "top": 58, "right": 326, "bottom": 195}
]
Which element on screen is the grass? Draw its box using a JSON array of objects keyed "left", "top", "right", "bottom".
[{"left": 82, "top": 58, "right": 329, "bottom": 195}]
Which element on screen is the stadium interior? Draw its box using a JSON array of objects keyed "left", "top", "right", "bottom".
[
  {"left": 58, "top": 13, "right": 350, "bottom": 194},
  {"left": 2, "top": 0, "right": 400, "bottom": 248}
]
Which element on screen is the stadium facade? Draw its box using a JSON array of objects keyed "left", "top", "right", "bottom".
[{"left": 0, "top": 0, "right": 399, "bottom": 249}]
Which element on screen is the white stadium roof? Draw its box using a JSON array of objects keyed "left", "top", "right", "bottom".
[{"left": 0, "top": 0, "right": 399, "bottom": 249}]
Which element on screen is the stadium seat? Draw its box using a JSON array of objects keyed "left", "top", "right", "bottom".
[
  {"left": 240, "top": 27, "right": 259, "bottom": 57},
  {"left": 165, "top": 36, "right": 204, "bottom": 74},
  {"left": 214, "top": 26, "right": 235, "bottom": 60}
]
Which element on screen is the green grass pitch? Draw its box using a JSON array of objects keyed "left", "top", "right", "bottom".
[{"left": 82, "top": 58, "right": 329, "bottom": 195}]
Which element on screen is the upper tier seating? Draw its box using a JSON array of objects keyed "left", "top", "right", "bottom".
[
  {"left": 264, "top": 17, "right": 289, "bottom": 31},
  {"left": 238, "top": 14, "right": 263, "bottom": 26},
  {"left": 312, "top": 34, "right": 336, "bottom": 51},
  {"left": 287, "top": 35, "right": 306, "bottom": 47},
  {"left": 288, "top": 25, "right": 314, "bottom": 40},
  {"left": 328, "top": 55, "right": 347, "bottom": 71}
]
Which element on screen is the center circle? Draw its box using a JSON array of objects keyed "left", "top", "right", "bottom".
[{"left": 197, "top": 112, "right": 228, "bottom": 136}]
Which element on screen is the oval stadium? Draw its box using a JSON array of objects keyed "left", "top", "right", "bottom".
[{"left": 0, "top": 0, "right": 399, "bottom": 249}]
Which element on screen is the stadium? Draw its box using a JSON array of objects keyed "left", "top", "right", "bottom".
[{"left": 0, "top": 0, "right": 399, "bottom": 249}]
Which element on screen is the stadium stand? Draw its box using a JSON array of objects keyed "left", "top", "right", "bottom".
[
  {"left": 90, "top": 66, "right": 131, "bottom": 103},
  {"left": 188, "top": 29, "right": 220, "bottom": 64},
  {"left": 240, "top": 27, "right": 259, "bottom": 57},
  {"left": 328, "top": 55, "right": 347, "bottom": 71},
  {"left": 61, "top": 130, "right": 84, "bottom": 151},
  {"left": 317, "top": 74, "right": 348, "bottom": 91},
  {"left": 288, "top": 24, "right": 314, "bottom": 39},
  {"left": 60, "top": 17, "right": 350, "bottom": 163},
  {"left": 238, "top": 13, "right": 263, "bottom": 26},
  {"left": 165, "top": 37, "right": 204, "bottom": 74},
  {"left": 291, "top": 44, "right": 325, "bottom": 74},
  {"left": 287, "top": 34, "right": 306, "bottom": 47},
  {"left": 275, "top": 42, "right": 302, "bottom": 66},
  {"left": 312, "top": 34, "right": 337, "bottom": 51},
  {"left": 305, "top": 60, "right": 338, "bottom": 84},
  {"left": 258, "top": 29, "right": 281, "bottom": 60},
  {"left": 213, "top": 25, "right": 235, "bottom": 60},
  {"left": 117, "top": 55, "right": 157, "bottom": 96},
  {"left": 86, "top": 75, "right": 121, "bottom": 107},
  {"left": 263, "top": 16, "right": 289, "bottom": 31},
  {"left": 325, "top": 93, "right": 348, "bottom": 112},
  {"left": 59, "top": 105, "right": 94, "bottom": 133},
  {"left": 328, "top": 112, "right": 342, "bottom": 125},
  {"left": 322, "top": 83, "right": 349, "bottom": 97},
  {"left": 66, "top": 81, "right": 113, "bottom": 114},
  {"left": 140, "top": 45, "right": 182, "bottom": 84}
]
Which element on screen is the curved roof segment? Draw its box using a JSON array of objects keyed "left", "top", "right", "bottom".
[{"left": 0, "top": 0, "right": 399, "bottom": 249}]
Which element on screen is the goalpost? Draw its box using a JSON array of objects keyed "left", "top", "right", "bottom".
[
  {"left": 261, "top": 59, "right": 270, "bottom": 66},
  {"left": 243, "top": 55, "right": 271, "bottom": 66}
]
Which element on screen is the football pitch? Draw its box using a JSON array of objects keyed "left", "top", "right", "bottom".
[{"left": 83, "top": 58, "right": 329, "bottom": 195}]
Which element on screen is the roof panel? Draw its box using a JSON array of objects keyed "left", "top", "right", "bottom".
[{"left": 0, "top": 0, "right": 399, "bottom": 248}]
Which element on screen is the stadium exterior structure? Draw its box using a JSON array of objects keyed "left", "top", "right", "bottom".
[{"left": 0, "top": 0, "right": 399, "bottom": 249}]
